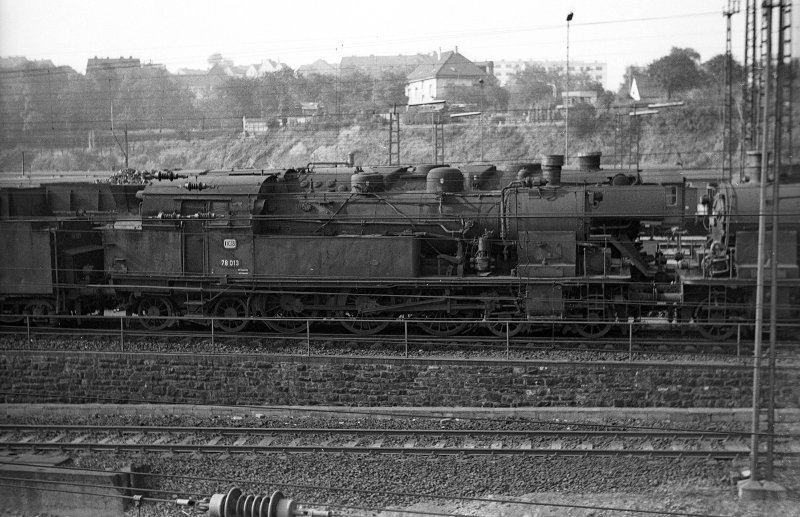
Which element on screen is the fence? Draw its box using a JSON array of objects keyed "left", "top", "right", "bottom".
[{"left": 5, "top": 312, "right": 796, "bottom": 362}]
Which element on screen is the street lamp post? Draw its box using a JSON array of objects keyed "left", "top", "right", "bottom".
[
  {"left": 479, "top": 78, "right": 485, "bottom": 162},
  {"left": 565, "top": 11, "right": 573, "bottom": 161}
]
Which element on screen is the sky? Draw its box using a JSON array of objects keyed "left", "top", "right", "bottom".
[{"left": 0, "top": 0, "right": 796, "bottom": 90}]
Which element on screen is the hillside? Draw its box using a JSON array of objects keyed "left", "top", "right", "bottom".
[{"left": 0, "top": 107, "right": 726, "bottom": 173}]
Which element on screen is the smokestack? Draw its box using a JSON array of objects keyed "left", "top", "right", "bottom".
[{"left": 542, "top": 154, "right": 564, "bottom": 186}]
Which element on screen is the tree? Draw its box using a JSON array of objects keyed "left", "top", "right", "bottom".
[
  {"left": 702, "top": 54, "right": 743, "bottom": 93},
  {"left": 507, "top": 65, "right": 561, "bottom": 111},
  {"left": 257, "top": 68, "right": 298, "bottom": 117},
  {"left": 372, "top": 69, "right": 408, "bottom": 111},
  {"left": 647, "top": 47, "right": 704, "bottom": 100},
  {"left": 568, "top": 102, "right": 596, "bottom": 138},
  {"left": 207, "top": 53, "right": 224, "bottom": 67}
]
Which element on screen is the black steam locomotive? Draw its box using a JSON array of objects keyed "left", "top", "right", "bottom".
[{"left": 1, "top": 154, "right": 798, "bottom": 339}]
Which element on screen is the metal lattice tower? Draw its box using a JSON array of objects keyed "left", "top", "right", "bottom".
[
  {"left": 756, "top": 0, "right": 793, "bottom": 182},
  {"left": 776, "top": 0, "right": 793, "bottom": 172},
  {"left": 724, "top": 0, "right": 741, "bottom": 182},
  {"left": 759, "top": 1, "right": 772, "bottom": 179},
  {"left": 433, "top": 113, "right": 445, "bottom": 164},
  {"left": 741, "top": 0, "right": 760, "bottom": 181},
  {"left": 388, "top": 105, "right": 401, "bottom": 166}
]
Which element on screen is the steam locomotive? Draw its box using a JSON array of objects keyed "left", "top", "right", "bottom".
[{"left": 1, "top": 153, "right": 798, "bottom": 339}]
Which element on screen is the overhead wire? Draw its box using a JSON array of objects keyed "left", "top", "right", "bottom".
[{"left": 0, "top": 9, "right": 723, "bottom": 72}]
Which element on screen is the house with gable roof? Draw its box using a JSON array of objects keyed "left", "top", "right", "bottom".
[
  {"left": 297, "top": 59, "right": 338, "bottom": 77},
  {"left": 404, "top": 50, "right": 489, "bottom": 105},
  {"left": 628, "top": 71, "right": 666, "bottom": 104},
  {"left": 246, "top": 59, "right": 287, "bottom": 78}
]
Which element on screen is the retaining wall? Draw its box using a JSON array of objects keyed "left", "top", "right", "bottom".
[{"left": 2, "top": 351, "right": 798, "bottom": 408}]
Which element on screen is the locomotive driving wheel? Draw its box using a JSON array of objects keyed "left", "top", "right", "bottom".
[
  {"left": 482, "top": 292, "right": 528, "bottom": 337},
  {"left": 573, "top": 295, "right": 612, "bottom": 339},
  {"left": 417, "top": 315, "right": 469, "bottom": 336},
  {"left": 213, "top": 297, "right": 248, "bottom": 333},
  {"left": 339, "top": 292, "right": 392, "bottom": 335},
  {"left": 410, "top": 290, "right": 470, "bottom": 336},
  {"left": 136, "top": 296, "right": 174, "bottom": 331},
  {"left": 485, "top": 318, "right": 529, "bottom": 338},
  {"left": 693, "top": 293, "right": 736, "bottom": 340},
  {"left": 266, "top": 294, "right": 319, "bottom": 334}
]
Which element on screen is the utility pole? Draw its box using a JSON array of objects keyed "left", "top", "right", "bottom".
[
  {"left": 479, "top": 78, "right": 485, "bottom": 162},
  {"left": 110, "top": 92, "right": 128, "bottom": 169},
  {"left": 767, "top": 0, "right": 792, "bottom": 484},
  {"left": 565, "top": 12, "right": 573, "bottom": 162},
  {"left": 47, "top": 69, "right": 55, "bottom": 149},
  {"left": 748, "top": 0, "right": 771, "bottom": 489},
  {"left": 124, "top": 126, "right": 129, "bottom": 169}
]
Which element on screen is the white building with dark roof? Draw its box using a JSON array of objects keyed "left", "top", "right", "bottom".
[{"left": 404, "top": 50, "right": 488, "bottom": 105}]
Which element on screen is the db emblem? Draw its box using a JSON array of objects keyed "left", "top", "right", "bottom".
[{"left": 223, "top": 239, "right": 237, "bottom": 249}]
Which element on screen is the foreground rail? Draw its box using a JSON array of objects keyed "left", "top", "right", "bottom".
[{"left": 2, "top": 425, "right": 797, "bottom": 459}]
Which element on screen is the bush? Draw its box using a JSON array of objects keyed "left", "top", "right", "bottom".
[{"left": 568, "top": 103, "right": 597, "bottom": 138}]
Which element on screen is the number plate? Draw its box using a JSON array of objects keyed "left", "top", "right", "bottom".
[{"left": 220, "top": 258, "right": 241, "bottom": 267}]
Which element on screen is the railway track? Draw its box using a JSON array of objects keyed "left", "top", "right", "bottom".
[
  {"left": 3, "top": 323, "right": 789, "bottom": 358},
  {"left": 2, "top": 424, "right": 797, "bottom": 459}
]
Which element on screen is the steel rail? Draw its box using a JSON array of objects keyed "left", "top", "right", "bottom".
[
  {"left": 2, "top": 325, "right": 784, "bottom": 356},
  {"left": 0, "top": 441, "right": 770, "bottom": 459},
  {"left": 0, "top": 424, "right": 757, "bottom": 439}
]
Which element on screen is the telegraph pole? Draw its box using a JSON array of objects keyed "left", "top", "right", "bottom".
[
  {"left": 745, "top": 1, "right": 771, "bottom": 494},
  {"left": 479, "top": 78, "right": 485, "bottom": 162},
  {"left": 565, "top": 12, "right": 573, "bottom": 161}
]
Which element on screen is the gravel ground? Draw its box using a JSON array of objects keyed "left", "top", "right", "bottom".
[
  {"left": 5, "top": 414, "right": 796, "bottom": 516},
  {"left": 1, "top": 412, "right": 749, "bottom": 434},
  {"left": 3, "top": 334, "right": 793, "bottom": 365},
  {"left": 47, "top": 452, "right": 799, "bottom": 517},
  {"left": 2, "top": 453, "right": 798, "bottom": 517},
  {"left": 379, "top": 490, "right": 800, "bottom": 517}
]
